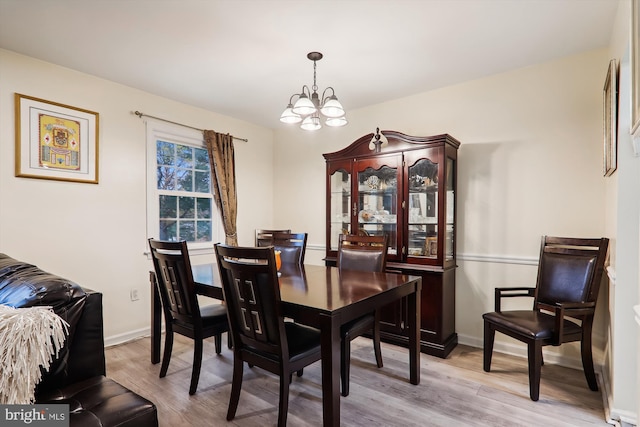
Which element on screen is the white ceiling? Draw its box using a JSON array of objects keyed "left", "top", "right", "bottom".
[{"left": 0, "top": 0, "right": 620, "bottom": 130}]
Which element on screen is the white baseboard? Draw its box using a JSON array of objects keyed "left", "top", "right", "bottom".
[{"left": 105, "top": 327, "right": 151, "bottom": 348}]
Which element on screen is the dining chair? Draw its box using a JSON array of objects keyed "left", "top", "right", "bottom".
[
  {"left": 337, "top": 233, "right": 389, "bottom": 397},
  {"left": 255, "top": 229, "right": 291, "bottom": 247},
  {"left": 214, "top": 244, "right": 322, "bottom": 427},
  {"left": 271, "top": 232, "right": 308, "bottom": 267},
  {"left": 482, "top": 236, "right": 609, "bottom": 401},
  {"left": 148, "top": 239, "right": 230, "bottom": 395}
]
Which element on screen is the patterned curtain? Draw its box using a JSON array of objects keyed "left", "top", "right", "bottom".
[{"left": 204, "top": 130, "right": 238, "bottom": 246}]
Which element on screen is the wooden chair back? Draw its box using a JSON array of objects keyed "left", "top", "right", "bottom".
[
  {"left": 215, "top": 244, "right": 289, "bottom": 359},
  {"left": 255, "top": 229, "right": 291, "bottom": 247},
  {"left": 337, "top": 234, "right": 389, "bottom": 273},
  {"left": 148, "top": 239, "right": 200, "bottom": 324},
  {"left": 271, "top": 232, "right": 308, "bottom": 266},
  {"left": 534, "top": 236, "right": 609, "bottom": 314}
]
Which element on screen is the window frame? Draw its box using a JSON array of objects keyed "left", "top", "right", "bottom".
[{"left": 146, "top": 120, "right": 221, "bottom": 254}]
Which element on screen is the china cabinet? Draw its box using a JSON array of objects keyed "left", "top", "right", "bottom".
[{"left": 324, "top": 130, "right": 460, "bottom": 358}]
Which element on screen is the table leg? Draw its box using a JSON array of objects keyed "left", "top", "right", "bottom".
[
  {"left": 408, "top": 280, "right": 421, "bottom": 385},
  {"left": 319, "top": 312, "right": 341, "bottom": 427},
  {"left": 150, "top": 271, "right": 161, "bottom": 364}
]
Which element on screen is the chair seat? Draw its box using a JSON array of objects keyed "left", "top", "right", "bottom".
[
  {"left": 341, "top": 313, "right": 375, "bottom": 340},
  {"left": 285, "top": 322, "right": 321, "bottom": 360},
  {"left": 200, "top": 304, "right": 228, "bottom": 325},
  {"left": 483, "top": 310, "right": 582, "bottom": 340},
  {"left": 245, "top": 322, "right": 321, "bottom": 363},
  {"left": 173, "top": 304, "right": 227, "bottom": 330}
]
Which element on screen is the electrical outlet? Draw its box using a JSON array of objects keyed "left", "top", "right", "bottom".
[{"left": 130, "top": 288, "right": 140, "bottom": 302}]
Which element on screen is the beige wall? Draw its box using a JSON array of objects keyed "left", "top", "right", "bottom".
[{"left": 0, "top": 48, "right": 275, "bottom": 343}]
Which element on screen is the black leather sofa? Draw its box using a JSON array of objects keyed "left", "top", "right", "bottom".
[{"left": 0, "top": 253, "right": 158, "bottom": 427}]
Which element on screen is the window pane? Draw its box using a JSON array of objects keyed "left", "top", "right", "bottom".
[
  {"left": 176, "top": 169, "right": 193, "bottom": 191},
  {"left": 196, "top": 197, "right": 211, "bottom": 219},
  {"left": 159, "top": 195, "right": 177, "bottom": 218},
  {"left": 157, "top": 141, "right": 174, "bottom": 166},
  {"left": 159, "top": 220, "right": 177, "bottom": 240},
  {"left": 195, "top": 148, "right": 209, "bottom": 170},
  {"left": 157, "top": 166, "right": 176, "bottom": 190},
  {"left": 196, "top": 220, "right": 211, "bottom": 241},
  {"left": 179, "top": 196, "right": 195, "bottom": 218},
  {"left": 176, "top": 144, "right": 193, "bottom": 168},
  {"left": 194, "top": 170, "right": 210, "bottom": 193},
  {"left": 152, "top": 138, "right": 214, "bottom": 245},
  {"left": 179, "top": 220, "right": 195, "bottom": 241}
]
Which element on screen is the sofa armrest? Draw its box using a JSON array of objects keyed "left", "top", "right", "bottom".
[
  {"left": 66, "top": 290, "right": 106, "bottom": 381},
  {"left": 38, "top": 289, "right": 106, "bottom": 392}
]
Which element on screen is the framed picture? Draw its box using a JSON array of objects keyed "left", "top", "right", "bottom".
[
  {"left": 603, "top": 59, "right": 618, "bottom": 177},
  {"left": 426, "top": 236, "right": 438, "bottom": 257},
  {"left": 15, "top": 93, "right": 99, "bottom": 184},
  {"left": 632, "top": 0, "right": 640, "bottom": 135}
]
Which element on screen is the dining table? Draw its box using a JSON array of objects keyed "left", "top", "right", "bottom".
[{"left": 150, "top": 263, "right": 422, "bottom": 427}]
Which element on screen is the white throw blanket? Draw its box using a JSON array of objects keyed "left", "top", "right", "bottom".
[{"left": 0, "top": 305, "right": 69, "bottom": 404}]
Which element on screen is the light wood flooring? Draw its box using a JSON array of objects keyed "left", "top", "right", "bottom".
[{"left": 105, "top": 334, "right": 609, "bottom": 426}]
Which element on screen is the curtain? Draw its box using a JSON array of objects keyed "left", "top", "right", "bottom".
[{"left": 204, "top": 130, "right": 238, "bottom": 246}]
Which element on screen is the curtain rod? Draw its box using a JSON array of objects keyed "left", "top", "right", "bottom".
[{"left": 134, "top": 111, "right": 248, "bottom": 142}]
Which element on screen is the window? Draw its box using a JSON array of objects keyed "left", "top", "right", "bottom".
[{"left": 146, "top": 121, "right": 220, "bottom": 250}]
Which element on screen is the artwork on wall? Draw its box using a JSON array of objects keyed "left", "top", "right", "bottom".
[
  {"left": 632, "top": 0, "right": 640, "bottom": 136},
  {"left": 15, "top": 93, "right": 99, "bottom": 184},
  {"left": 603, "top": 59, "right": 618, "bottom": 177}
]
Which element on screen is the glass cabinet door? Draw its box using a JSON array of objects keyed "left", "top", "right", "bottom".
[
  {"left": 445, "top": 157, "right": 455, "bottom": 261},
  {"left": 407, "top": 158, "right": 439, "bottom": 258},
  {"left": 356, "top": 160, "right": 400, "bottom": 256},
  {"left": 329, "top": 168, "right": 351, "bottom": 251}
]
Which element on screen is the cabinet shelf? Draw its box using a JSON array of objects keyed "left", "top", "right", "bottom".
[
  {"left": 409, "top": 185, "right": 437, "bottom": 193},
  {"left": 358, "top": 189, "right": 397, "bottom": 195}
]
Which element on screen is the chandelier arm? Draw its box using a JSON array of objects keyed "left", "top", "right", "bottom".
[{"left": 321, "top": 87, "right": 336, "bottom": 104}]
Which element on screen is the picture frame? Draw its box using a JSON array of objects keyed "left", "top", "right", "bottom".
[
  {"left": 426, "top": 236, "right": 438, "bottom": 257},
  {"left": 632, "top": 0, "right": 640, "bottom": 135},
  {"left": 603, "top": 59, "right": 618, "bottom": 177},
  {"left": 15, "top": 93, "right": 99, "bottom": 184}
]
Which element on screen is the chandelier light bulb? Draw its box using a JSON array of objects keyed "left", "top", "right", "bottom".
[
  {"left": 292, "top": 92, "right": 317, "bottom": 116},
  {"left": 320, "top": 94, "right": 344, "bottom": 118},
  {"left": 325, "top": 115, "right": 348, "bottom": 127},
  {"left": 301, "top": 114, "right": 321, "bottom": 131},
  {"left": 280, "top": 104, "right": 302, "bottom": 124}
]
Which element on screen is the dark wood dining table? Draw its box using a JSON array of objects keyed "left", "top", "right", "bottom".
[{"left": 150, "top": 263, "right": 422, "bottom": 427}]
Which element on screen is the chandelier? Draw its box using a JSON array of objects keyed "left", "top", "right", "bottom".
[{"left": 280, "top": 52, "right": 347, "bottom": 131}]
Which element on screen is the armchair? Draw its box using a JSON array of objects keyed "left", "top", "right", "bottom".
[{"left": 482, "top": 236, "right": 609, "bottom": 401}]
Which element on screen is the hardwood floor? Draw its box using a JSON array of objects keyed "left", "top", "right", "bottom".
[{"left": 105, "top": 335, "right": 609, "bottom": 426}]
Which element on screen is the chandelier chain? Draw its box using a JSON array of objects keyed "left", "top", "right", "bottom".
[{"left": 312, "top": 59, "right": 318, "bottom": 92}]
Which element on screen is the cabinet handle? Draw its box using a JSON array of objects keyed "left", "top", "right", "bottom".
[{"left": 353, "top": 202, "right": 357, "bottom": 217}]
